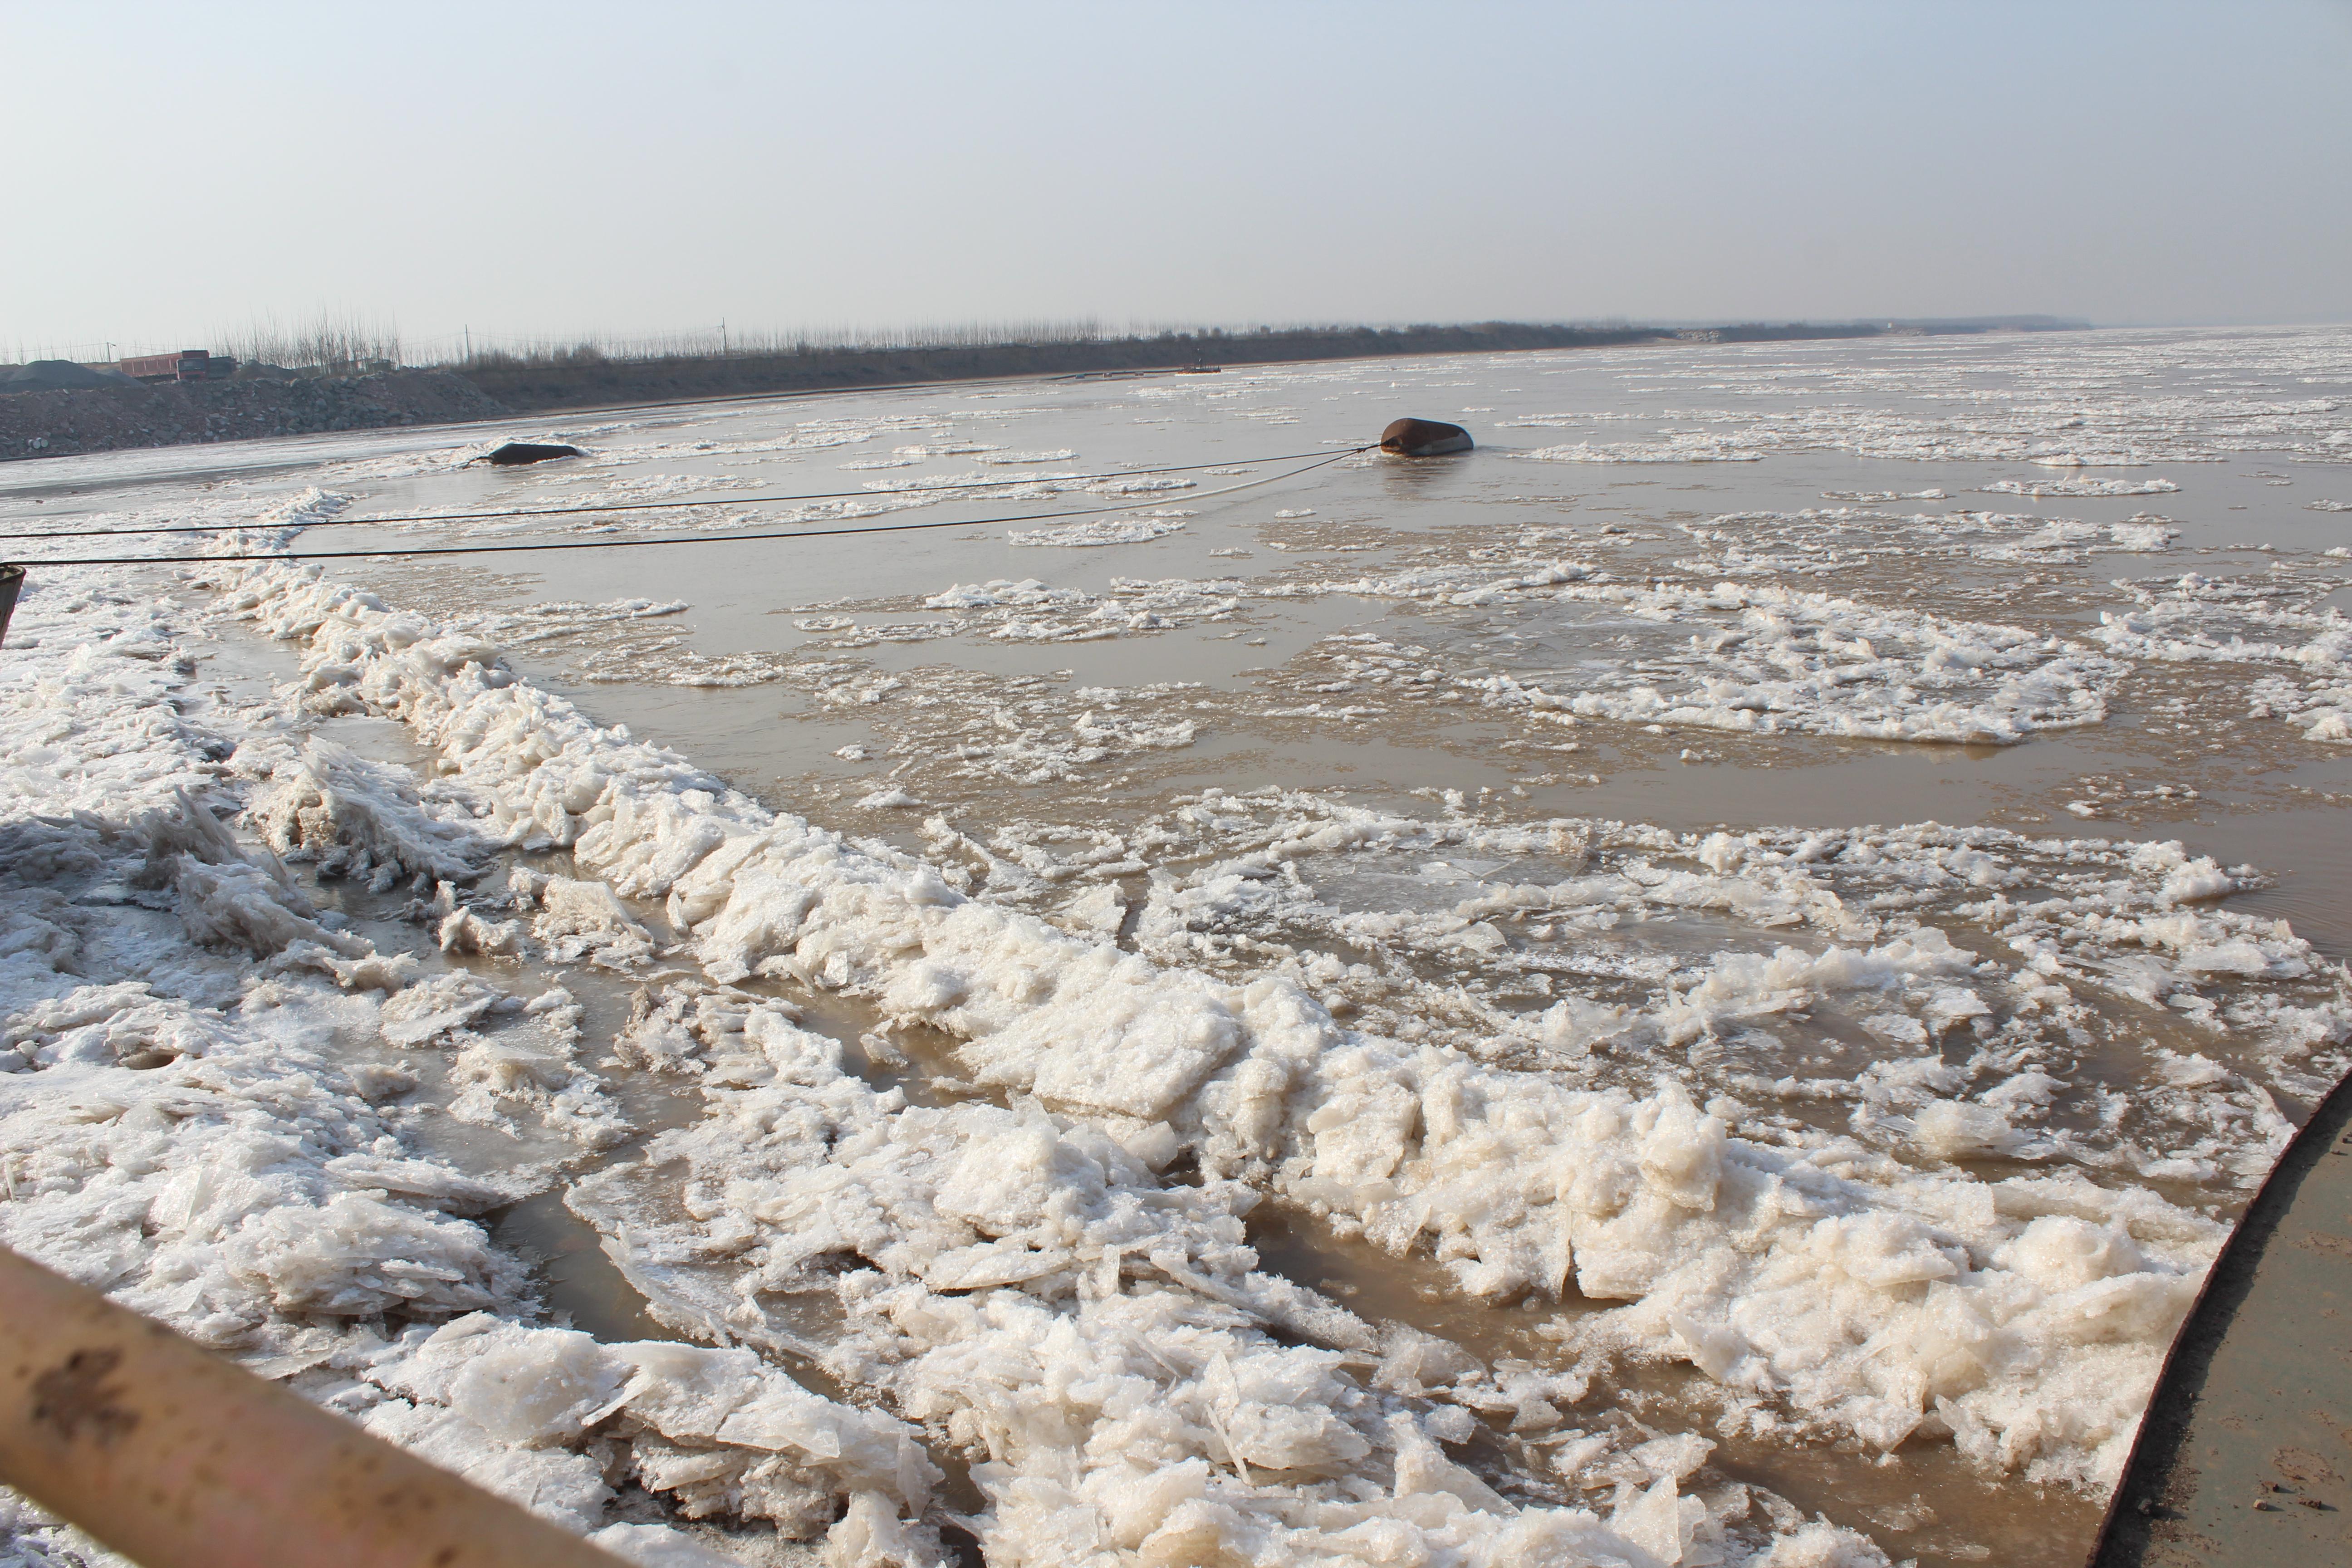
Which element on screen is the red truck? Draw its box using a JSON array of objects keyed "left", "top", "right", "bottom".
[{"left": 117, "top": 350, "right": 235, "bottom": 383}]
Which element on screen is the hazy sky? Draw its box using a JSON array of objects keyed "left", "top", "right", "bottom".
[{"left": 5, "top": 0, "right": 2348, "bottom": 359}]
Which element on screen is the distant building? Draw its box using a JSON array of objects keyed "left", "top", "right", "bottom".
[{"left": 117, "top": 350, "right": 236, "bottom": 383}]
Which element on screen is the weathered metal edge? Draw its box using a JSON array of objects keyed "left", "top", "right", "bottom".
[{"left": 2086, "top": 1065, "right": 2352, "bottom": 1563}]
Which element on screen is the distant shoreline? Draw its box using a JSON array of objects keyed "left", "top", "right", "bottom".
[
  {"left": 455, "top": 316, "right": 2085, "bottom": 416},
  {"left": 1, "top": 316, "right": 2084, "bottom": 464}
]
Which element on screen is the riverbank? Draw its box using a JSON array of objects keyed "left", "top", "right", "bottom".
[
  {"left": 455, "top": 317, "right": 2079, "bottom": 415},
  {"left": 3, "top": 316, "right": 2084, "bottom": 461},
  {"left": 0, "top": 370, "right": 508, "bottom": 461}
]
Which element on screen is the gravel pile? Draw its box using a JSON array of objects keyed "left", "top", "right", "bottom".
[{"left": 0, "top": 370, "right": 510, "bottom": 459}]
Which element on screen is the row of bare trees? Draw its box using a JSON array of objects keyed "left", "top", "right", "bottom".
[
  {"left": 441, "top": 318, "right": 1107, "bottom": 369},
  {"left": 14, "top": 311, "right": 1652, "bottom": 377},
  {"left": 211, "top": 308, "right": 404, "bottom": 372}
]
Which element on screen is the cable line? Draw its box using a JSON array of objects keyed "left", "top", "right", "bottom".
[
  {"left": 16, "top": 450, "right": 1365, "bottom": 568},
  {"left": 0, "top": 445, "right": 1367, "bottom": 543}
]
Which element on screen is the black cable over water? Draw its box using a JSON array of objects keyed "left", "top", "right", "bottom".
[
  {"left": 0, "top": 445, "right": 1366, "bottom": 543},
  {"left": 16, "top": 450, "right": 1368, "bottom": 568}
]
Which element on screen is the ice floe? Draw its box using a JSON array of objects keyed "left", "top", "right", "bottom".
[
  {"left": 1297, "top": 574, "right": 2121, "bottom": 745},
  {"left": 1009, "top": 512, "right": 1191, "bottom": 548},
  {"left": 1979, "top": 478, "right": 2180, "bottom": 499},
  {"left": 2092, "top": 571, "right": 2352, "bottom": 742}
]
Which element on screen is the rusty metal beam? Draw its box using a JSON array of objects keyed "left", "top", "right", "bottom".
[{"left": 0, "top": 1245, "right": 629, "bottom": 1568}]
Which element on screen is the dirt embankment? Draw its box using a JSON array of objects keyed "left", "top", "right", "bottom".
[
  {"left": 3, "top": 318, "right": 2084, "bottom": 459},
  {"left": 0, "top": 371, "right": 509, "bottom": 461},
  {"left": 458, "top": 323, "right": 1682, "bottom": 413},
  {"left": 461, "top": 317, "right": 2093, "bottom": 415}
]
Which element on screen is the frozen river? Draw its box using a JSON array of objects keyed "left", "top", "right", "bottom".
[{"left": 3, "top": 325, "right": 2348, "bottom": 1566}]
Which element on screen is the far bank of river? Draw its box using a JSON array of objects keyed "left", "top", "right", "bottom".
[{"left": 3, "top": 315, "right": 2081, "bottom": 461}]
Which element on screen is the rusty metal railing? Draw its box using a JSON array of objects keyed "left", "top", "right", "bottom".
[{"left": 0, "top": 1245, "right": 628, "bottom": 1568}]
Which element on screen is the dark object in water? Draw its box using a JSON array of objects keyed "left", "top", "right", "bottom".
[
  {"left": 0, "top": 564, "right": 22, "bottom": 648},
  {"left": 483, "top": 441, "right": 584, "bottom": 466},
  {"left": 1380, "top": 418, "right": 1473, "bottom": 456}
]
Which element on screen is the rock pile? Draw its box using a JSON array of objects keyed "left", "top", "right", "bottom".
[
  {"left": 0, "top": 371, "right": 510, "bottom": 460},
  {"left": 0, "top": 360, "right": 139, "bottom": 392}
]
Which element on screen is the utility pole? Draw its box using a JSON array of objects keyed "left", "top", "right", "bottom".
[
  {"left": 720, "top": 318, "right": 728, "bottom": 358},
  {"left": 464, "top": 324, "right": 471, "bottom": 362}
]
